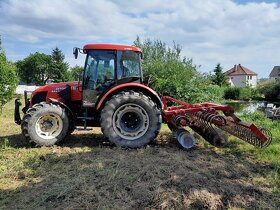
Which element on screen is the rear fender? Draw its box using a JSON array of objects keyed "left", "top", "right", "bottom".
[{"left": 96, "top": 83, "right": 163, "bottom": 111}]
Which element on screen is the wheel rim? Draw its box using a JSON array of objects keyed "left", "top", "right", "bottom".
[
  {"left": 113, "top": 103, "right": 149, "bottom": 140},
  {"left": 35, "top": 113, "right": 63, "bottom": 140}
]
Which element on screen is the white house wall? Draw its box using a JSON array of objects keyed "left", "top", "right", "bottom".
[
  {"left": 227, "top": 75, "right": 257, "bottom": 88},
  {"left": 248, "top": 75, "right": 257, "bottom": 88},
  {"left": 16, "top": 85, "right": 39, "bottom": 94},
  {"left": 228, "top": 75, "right": 246, "bottom": 87}
]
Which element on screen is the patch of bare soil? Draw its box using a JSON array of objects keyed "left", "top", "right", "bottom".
[{"left": 1, "top": 129, "right": 279, "bottom": 209}]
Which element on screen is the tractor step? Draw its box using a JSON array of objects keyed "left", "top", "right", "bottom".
[
  {"left": 77, "top": 108, "right": 96, "bottom": 130},
  {"left": 75, "top": 126, "right": 93, "bottom": 131}
]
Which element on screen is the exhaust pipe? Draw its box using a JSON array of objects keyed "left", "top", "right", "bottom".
[{"left": 172, "top": 128, "right": 196, "bottom": 149}]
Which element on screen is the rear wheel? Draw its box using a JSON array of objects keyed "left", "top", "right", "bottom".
[
  {"left": 100, "top": 91, "right": 162, "bottom": 148},
  {"left": 21, "top": 103, "right": 69, "bottom": 146}
]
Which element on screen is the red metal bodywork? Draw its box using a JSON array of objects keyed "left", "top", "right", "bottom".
[
  {"left": 30, "top": 82, "right": 82, "bottom": 106},
  {"left": 83, "top": 44, "right": 142, "bottom": 53},
  {"left": 96, "top": 83, "right": 160, "bottom": 111},
  {"left": 30, "top": 82, "right": 161, "bottom": 112}
]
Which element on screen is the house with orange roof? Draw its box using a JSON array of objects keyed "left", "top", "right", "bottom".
[{"left": 224, "top": 64, "right": 257, "bottom": 88}]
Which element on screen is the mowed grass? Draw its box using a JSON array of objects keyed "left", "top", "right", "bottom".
[{"left": 1, "top": 99, "right": 280, "bottom": 209}]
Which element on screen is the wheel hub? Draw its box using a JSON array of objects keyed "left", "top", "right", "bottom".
[
  {"left": 121, "top": 112, "right": 141, "bottom": 130},
  {"left": 35, "top": 114, "right": 63, "bottom": 140},
  {"left": 113, "top": 104, "right": 149, "bottom": 140},
  {"left": 41, "top": 120, "right": 53, "bottom": 131}
]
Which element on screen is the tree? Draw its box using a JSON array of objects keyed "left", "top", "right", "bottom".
[
  {"left": 211, "top": 63, "right": 228, "bottom": 87},
  {"left": 257, "top": 79, "right": 280, "bottom": 100},
  {"left": 16, "top": 52, "right": 52, "bottom": 85},
  {"left": 133, "top": 37, "right": 221, "bottom": 103},
  {"left": 0, "top": 36, "right": 18, "bottom": 112},
  {"left": 49, "top": 47, "right": 69, "bottom": 82},
  {"left": 68, "top": 65, "right": 83, "bottom": 81},
  {"left": 16, "top": 47, "right": 70, "bottom": 85}
]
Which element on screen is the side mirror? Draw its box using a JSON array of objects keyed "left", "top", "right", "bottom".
[{"left": 73, "top": 47, "right": 79, "bottom": 59}]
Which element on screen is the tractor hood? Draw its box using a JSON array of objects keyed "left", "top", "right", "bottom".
[
  {"left": 34, "top": 81, "right": 80, "bottom": 93},
  {"left": 30, "top": 81, "right": 82, "bottom": 105}
]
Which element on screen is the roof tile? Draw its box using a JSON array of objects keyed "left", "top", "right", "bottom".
[{"left": 224, "top": 64, "right": 257, "bottom": 76}]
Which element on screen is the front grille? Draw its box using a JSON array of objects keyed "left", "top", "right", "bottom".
[{"left": 31, "top": 91, "right": 47, "bottom": 105}]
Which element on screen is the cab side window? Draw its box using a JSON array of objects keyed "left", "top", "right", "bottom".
[
  {"left": 117, "top": 51, "right": 141, "bottom": 79},
  {"left": 82, "top": 50, "right": 115, "bottom": 107}
]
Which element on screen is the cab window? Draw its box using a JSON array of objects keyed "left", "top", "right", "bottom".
[
  {"left": 117, "top": 51, "right": 141, "bottom": 79},
  {"left": 82, "top": 50, "right": 115, "bottom": 107}
]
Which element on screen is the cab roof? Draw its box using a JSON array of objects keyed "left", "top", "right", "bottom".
[{"left": 83, "top": 44, "right": 142, "bottom": 52}]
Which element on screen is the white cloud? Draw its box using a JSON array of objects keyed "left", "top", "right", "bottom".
[{"left": 0, "top": 0, "right": 280, "bottom": 77}]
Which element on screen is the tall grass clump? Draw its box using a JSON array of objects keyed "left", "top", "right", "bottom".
[{"left": 239, "top": 111, "right": 280, "bottom": 192}]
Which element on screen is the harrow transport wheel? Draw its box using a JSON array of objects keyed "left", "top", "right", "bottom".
[
  {"left": 21, "top": 102, "right": 69, "bottom": 146},
  {"left": 100, "top": 91, "right": 162, "bottom": 148}
]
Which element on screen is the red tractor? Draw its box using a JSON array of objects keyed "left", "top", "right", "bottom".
[{"left": 15, "top": 44, "right": 272, "bottom": 149}]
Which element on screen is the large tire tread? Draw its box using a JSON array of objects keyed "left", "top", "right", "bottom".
[
  {"left": 100, "top": 91, "right": 162, "bottom": 148},
  {"left": 21, "top": 102, "right": 69, "bottom": 146}
]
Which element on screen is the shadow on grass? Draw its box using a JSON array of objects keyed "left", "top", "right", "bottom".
[
  {"left": 0, "top": 133, "right": 29, "bottom": 148},
  {"left": 1, "top": 132, "right": 280, "bottom": 209},
  {"left": 0, "top": 131, "right": 111, "bottom": 149},
  {"left": 0, "top": 130, "right": 177, "bottom": 149}
]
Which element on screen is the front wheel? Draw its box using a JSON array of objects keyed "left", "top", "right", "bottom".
[
  {"left": 100, "top": 91, "right": 162, "bottom": 148},
  {"left": 21, "top": 103, "right": 70, "bottom": 146}
]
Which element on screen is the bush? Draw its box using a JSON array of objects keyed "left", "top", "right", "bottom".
[
  {"left": 0, "top": 38, "right": 18, "bottom": 112},
  {"left": 224, "top": 86, "right": 261, "bottom": 100},
  {"left": 257, "top": 79, "right": 280, "bottom": 101},
  {"left": 134, "top": 37, "right": 223, "bottom": 103},
  {"left": 224, "top": 87, "right": 240, "bottom": 100},
  {"left": 263, "top": 83, "right": 280, "bottom": 101},
  {"left": 240, "top": 86, "right": 262, "bottom": 100},
  {"left": 257, "top": 79, "right": 277, "bottom": 94},
  {"left": 199, "top": 85, "right": 225, "bottom": 102}
]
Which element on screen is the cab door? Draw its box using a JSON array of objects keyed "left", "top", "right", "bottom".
[{"left": 82, "top": 50, "right": 116, "bottom": 107}]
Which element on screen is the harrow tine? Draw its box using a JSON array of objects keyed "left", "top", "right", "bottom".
[
  {"left": 188, "top": 111, "right": 272, "bottom": 148},
  {"left": 217, "top": 123, "right": 272, "bottom": 148}
]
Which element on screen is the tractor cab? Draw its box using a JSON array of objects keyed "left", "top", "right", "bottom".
[{"left": 74, "top": 44, "right": 143, "bottom": 107}]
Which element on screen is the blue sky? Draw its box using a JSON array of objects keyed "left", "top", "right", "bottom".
[{"left": 1, "top": 0, "right": 280, "bottom": 78}]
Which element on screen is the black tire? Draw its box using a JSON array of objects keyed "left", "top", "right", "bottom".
[
  {"left": 21, "top": 102, "right": 69, "bottom": 146},
  {"left": 100, "top": 91, "right": 162, "bottom": 148},
  {"left": 67, "top": 114, "right": 75, "bottom": 135}
]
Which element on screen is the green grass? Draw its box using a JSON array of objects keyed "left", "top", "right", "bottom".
[
  {"left": 226, "top": 111, "right": 280, "bottom": 192},
  {"left": 0, "top": 99, "right": 280, "bottom": 209}
]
